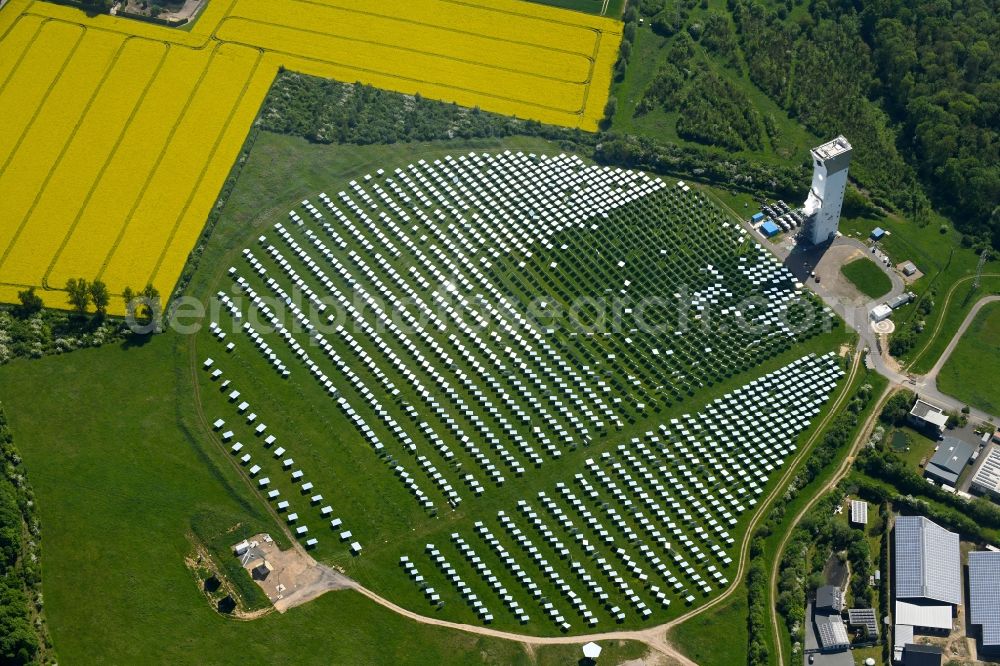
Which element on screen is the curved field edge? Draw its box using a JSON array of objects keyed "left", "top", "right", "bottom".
[
  {"left": 936, "top": 300, "right": 1000, "bottom": 415},
  {"left": 0, "top": 326, "right": 656, "bottom": 665},
  {"left": 183, "top": 130, "right": 851, "bottom": 633},
  {"left": 839, "top": 257, "right": 892, "bottom": 300},
  {"left": 0, "top": 131, "right": 850, "bottom": 659},
  {"left": 670, "top": 359, "right": 886, "bottom": 666}
]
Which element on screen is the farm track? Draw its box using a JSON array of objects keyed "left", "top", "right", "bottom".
[
  {"left": 767, "top": 382, "right": 894, "bottom": 666},
  {"left": 326, "top": 340, "right": 862, "bottom": 657},
  {"left": 0, "top": 0, "right": 620, "bottom": 308},
  {"left": 182, "top": 267, "right": 864, "bottom": 658},
  {"left": 185, "top": 325, "right": 311, "bottom": 560}
]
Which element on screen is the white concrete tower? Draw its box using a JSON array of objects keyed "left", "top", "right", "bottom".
[{"left": 803, "top": 135, "right": 852, "bottom": 245}]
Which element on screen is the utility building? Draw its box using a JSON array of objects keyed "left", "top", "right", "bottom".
[{"left": 803, "top": 136, "right": 852, "bottom": 245}]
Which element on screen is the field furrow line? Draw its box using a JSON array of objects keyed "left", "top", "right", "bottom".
[
  {"left": 145, "top": 49, "right": 267, "bottom": 290},
  {"left": 0, "top": 14, "right": 43, "bottom": 94},
  {"left": 93, "top": 44, "right": 221, "bottom": 282},
  {"left": 246, "top": 0, "right": 604, "bottom": 59},
  {"left": 0, "top": 35, "right": 131, "bottom": 273},
  {"left": 220, "top": 14, "right": 593, "bottom": 85},
  {"left": 41, "top": 41, "right": 172, "bottom": 290},
  {"left": 0, "top": 22, "right": 84, "bottom": 176}
]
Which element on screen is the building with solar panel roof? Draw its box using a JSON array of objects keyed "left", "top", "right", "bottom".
[
  {"left": 968, "top": 551, "right": 1000, "bottom": 655},
  {"left": 894, "top": 515, "right": 961, "bottom": 606},
  {"left": 893, "top": 516, "right": 960, "bottom": 661}
]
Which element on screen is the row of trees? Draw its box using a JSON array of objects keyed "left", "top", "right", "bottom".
[
  {"left": 854, "top": 447, "right": 1000, "bottom": 540},
  {"left": 258, "top": 74, "right": 530, "bottom": 146},
  {"left": 744, "top": 373, "right": 876, "bottom": 665},
  {"left": 0, "top": 407, "right": 52, "bottom": 664},
  {"left": 16, "top": 281, "right": 161, "bottom": 324}
]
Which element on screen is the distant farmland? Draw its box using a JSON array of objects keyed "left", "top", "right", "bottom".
[{"left": 0, "top": 0, "right": 621, "bottom": 311}]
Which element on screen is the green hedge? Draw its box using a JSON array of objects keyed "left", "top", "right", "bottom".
[{"left": 0, "top": 406, "right": 54, "bottom": 664}]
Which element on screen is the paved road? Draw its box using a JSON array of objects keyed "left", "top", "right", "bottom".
[
  {"left": 925, "top": 295, "right": 1000, "bottom": 385},
  {"left": 745, "top": 219, "right": 999, "bottom": 425}
]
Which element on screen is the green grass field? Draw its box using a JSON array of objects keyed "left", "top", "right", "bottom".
[
  {"left": 937, "top": 301, "right": 1000, "bottom": 415},
  {"left": 888, "top": 426, "right": 940, "bottom": 470},
  {"left": 668, "top": 587, "right": 749, "bottom": 666},
  {"left": 840, "top": 257, "right": 892, "bottom": 300},
  {"left": 0, "top": 128, "right": 852, "bottom": 660},
  {"left": 192, "top": 129, "right": 852, "bottom": 633},
  {"left": 0, "top": 338, "right": 543, "bottom": 665}
]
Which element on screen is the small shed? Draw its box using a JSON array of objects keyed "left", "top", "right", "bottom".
[
  {"left": 251, "top": 560, "right": 272, "bottom": 580},
  {"left": 751, "top": 212, "right": 765, "bottom": 223},
  {"left": 871, "top": 227, "right": 886, "bottom": 240},
  {"left": 760, "top": 220, "right": 780, "bottom": 237},
  {"left": 902, "top": 261, "right": 918, "bottom": 276}
]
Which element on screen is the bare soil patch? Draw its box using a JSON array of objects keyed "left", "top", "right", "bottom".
[
  {"left": 815, "top": 246, "right": 870, "bottom": 306},
  {"left": 235, "top": 533, "right": 355, "bottom": 613}
]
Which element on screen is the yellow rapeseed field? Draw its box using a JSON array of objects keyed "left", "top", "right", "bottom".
[{"left": 0, "top": 0, "right": 621, "bottom": 314}]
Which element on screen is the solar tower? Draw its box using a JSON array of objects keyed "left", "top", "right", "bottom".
[{"left": 802, "top": 136, "right": 852, "bottom": 245}]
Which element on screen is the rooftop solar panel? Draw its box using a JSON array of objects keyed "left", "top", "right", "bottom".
[
  {"left": 969, "top": 551, "right": 1000, "bottom": 647},
  {"left": 847, "top": 608, "right": 879, "bottom": 636},
  {"left": 894, "top": 515, "right": 961, "bottom": 605}
]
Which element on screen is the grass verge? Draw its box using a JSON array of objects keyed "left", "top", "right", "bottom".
[
  {"left": 937, "top": 300, "right": 1000, "bottom": 415},
  {"left": 840, "top": 257, "right": 892, "bottom": 300}
]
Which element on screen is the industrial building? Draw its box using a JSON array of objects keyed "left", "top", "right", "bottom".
[
  {"left": 901, "top": 643, "right": 943, "bottom": 666},
  {"left": 968, "top": 551, "right": 1000, "bottom": 655},
  {"left": 908, "top": 400, "right": 949, "bottom": 436},
  {"left": 847, "top": 608, "right": 879, "bottom": 638},
  {"left": 813, "top": 585, "right": 850, "bottom": 652},
  {"left": 923, "top": 436, "right": 975, "bottom": 487},
  {"left": 850, "top": 499, "right": 869, "bottom": 525},
  {"left": 893, "top": 516, "right": 961, "bottom": 662},
  {"left": 888, "top": 292, "right": 916, "bottom": 310},
  {"left": 871, "top": 303, "right": 893, "bottom": 322},
  {"left": 970, "top": 445, "right": 1000, "bottom": 499},
  {"left": 803, "top": 136, "right": 852, "bottom": 245}
]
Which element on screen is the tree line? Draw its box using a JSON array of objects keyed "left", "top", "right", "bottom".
[
  {"left": 742, "top": 372, "right": 876, "bottom": 665},
  {"left": 0, "top": 406, "right": 53, "bottom": 664}
]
